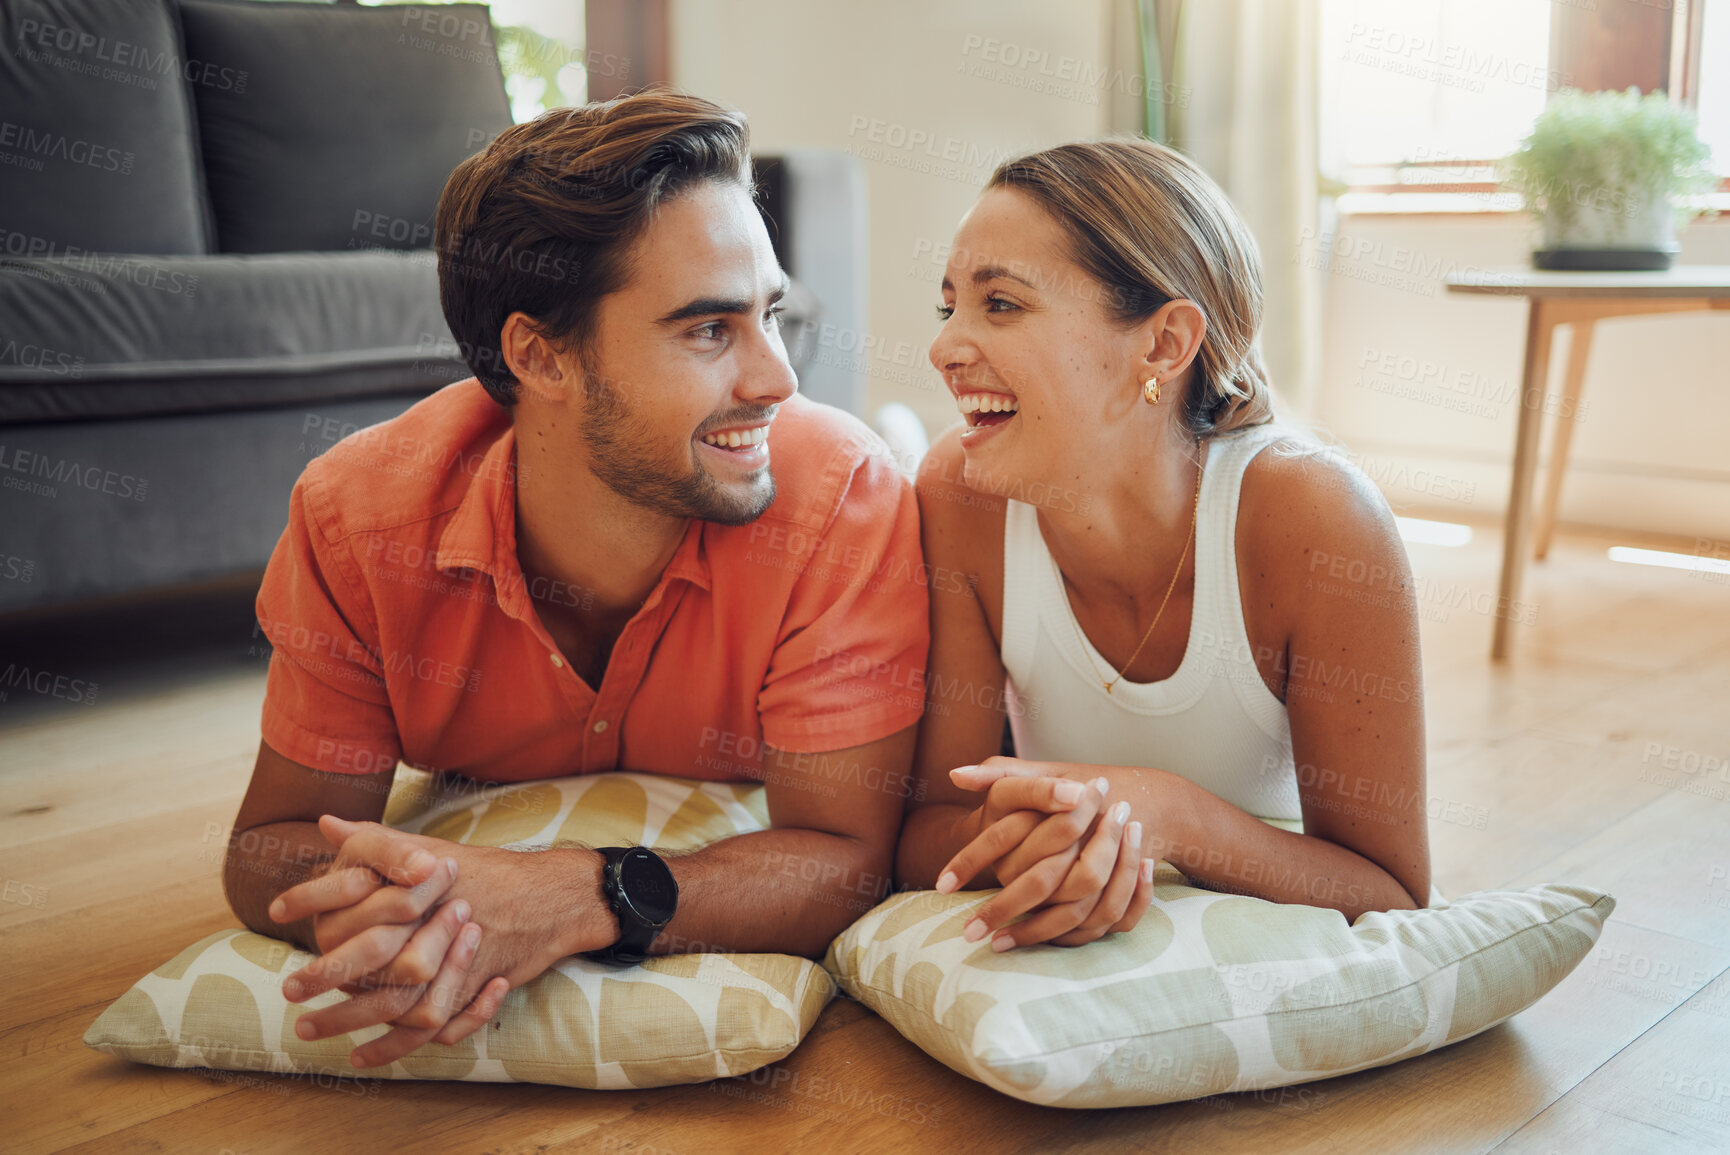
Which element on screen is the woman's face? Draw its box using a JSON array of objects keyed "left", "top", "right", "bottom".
[{"left": 929, "top": 187, "right": 1156, "bottom": 494}]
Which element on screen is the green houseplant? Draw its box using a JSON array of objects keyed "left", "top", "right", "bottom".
[{"left": 1502, "top": 87, "right": 1718, "bottom": 270}]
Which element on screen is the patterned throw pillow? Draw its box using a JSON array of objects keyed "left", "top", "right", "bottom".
[
  {"left": 85, "top": 771, "right": 834, "bottom": 1088},
  {"left": 824, "top": 863, "right": 1612, "bottom": 1108}
]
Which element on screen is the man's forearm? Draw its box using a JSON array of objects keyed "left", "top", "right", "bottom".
[
  {"left": 223, "top": 820, "right": 334, "bottom": 951},
  {"left": 621, "top": 828, "right": 895, "bottom": 959},
  {"left": 229, "top": 820, "right": 895, "bottom": 963}
]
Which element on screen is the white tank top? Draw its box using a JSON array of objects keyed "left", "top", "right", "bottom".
[{"left": 1001, "top": 423, "right": 1301, "bottom": 823}]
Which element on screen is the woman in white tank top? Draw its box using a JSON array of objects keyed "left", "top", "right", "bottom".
[{"left": 897, "top": 140, "right": 1431, "bottom": 954}]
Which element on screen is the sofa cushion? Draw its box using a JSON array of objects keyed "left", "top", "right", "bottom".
[
  {"left": 0, "top": 251, "right": 464, "bottom": 423},
  {"left": 177, "top": 0, "right": 512, "bottom": 254},
  {"left": 0, "top": 0, "right": 212, "bottom": 254}
]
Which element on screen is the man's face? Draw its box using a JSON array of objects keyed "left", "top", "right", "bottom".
[{"left": 562, "top": 179, "right": 798, "bottom": 526}]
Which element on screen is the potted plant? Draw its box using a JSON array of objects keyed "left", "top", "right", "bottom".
[{"left": 1502, "top": 87, "right": 1718, "bottom": 270}]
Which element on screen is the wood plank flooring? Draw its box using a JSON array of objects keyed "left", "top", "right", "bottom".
[{"left": 2, "top": 521, "right": 1726, "bottom": 1154}]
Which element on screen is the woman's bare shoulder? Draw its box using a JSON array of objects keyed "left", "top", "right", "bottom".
[
  {"left": 915, "top": 424, "right": 1009, "bottom": 622},
  {"left": 1237, "top": 432, "right": 1414, "bottom": 632}
]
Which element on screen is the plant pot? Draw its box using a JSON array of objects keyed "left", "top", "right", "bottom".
[{"left": 1534, "top": 186, "right": 1679, "bottom": 270}]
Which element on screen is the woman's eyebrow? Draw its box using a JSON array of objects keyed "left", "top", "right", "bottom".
[{"left": 939, "top": 265, "right": 1040, "bottom": 294}]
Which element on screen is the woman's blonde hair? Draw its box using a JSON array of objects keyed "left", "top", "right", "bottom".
[{"left": 987, "top": 138, "right": 1275, "bottom": 439}]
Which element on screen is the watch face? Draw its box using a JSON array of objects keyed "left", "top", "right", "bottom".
[{"left": 621, "top": 850, "right": 677, "bottom": 924}]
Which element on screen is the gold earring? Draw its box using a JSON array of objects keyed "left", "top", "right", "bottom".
[{"left": 1142, "top": 377, "right": 1161, "bottom": 405}]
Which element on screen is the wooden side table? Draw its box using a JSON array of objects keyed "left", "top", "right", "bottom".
[{"left": 1445, "top": 266, "right": 1730, "bottom": 660}]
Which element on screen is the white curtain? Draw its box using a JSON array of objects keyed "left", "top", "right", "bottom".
[{"left": 1113, "top": 0, "right": 1325, "bottom": 419}]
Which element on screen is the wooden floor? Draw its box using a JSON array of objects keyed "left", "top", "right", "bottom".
[{"left": 4, "top": 519, "right": 1729, "bottom": 1154}]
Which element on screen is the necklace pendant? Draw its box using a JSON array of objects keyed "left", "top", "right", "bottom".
[{"left": 1104, "top": 683, "right": 1114, "bottom": 696}]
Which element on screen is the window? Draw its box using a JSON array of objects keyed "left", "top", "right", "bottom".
[
  {"left": 358, "top": 0, "right": 589, "bottom": 121},
  {"left": 1322, "top": 0, "right": 1728, "bottom": 213},
  {"left": 1698, "top": 0, "right": 1730, "bottom": 182}
]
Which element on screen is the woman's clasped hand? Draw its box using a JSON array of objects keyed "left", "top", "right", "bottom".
[{"left": 936, "top": 758, "right": 1157, "bottom": 951}]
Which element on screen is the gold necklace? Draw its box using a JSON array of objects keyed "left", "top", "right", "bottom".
[{"left": 1051, "top": 449, "right": 1205, "bottom": 696}]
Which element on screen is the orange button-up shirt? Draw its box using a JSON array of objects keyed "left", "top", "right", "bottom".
[{"left": 256, "top": 380, "right": 929, "bottom": 783}]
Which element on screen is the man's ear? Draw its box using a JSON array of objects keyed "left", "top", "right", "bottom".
[
  {"left": 500, "top": 312, "right": 571, "bottom": 405},
  {"left": 1139, "top": 298, "right": 1208, "bottom": 386}
]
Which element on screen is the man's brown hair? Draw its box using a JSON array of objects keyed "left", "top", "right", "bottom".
[{"left": 434, "top": 89, "right": 752, "bottom": 406}]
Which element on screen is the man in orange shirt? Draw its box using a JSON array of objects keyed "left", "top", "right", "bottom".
[{"left": 222, "top": 91, "right": 929, "bottom": 1069}]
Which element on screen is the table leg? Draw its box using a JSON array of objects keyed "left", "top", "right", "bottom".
[
  {"left": 1533, "top": 320, "right": 1594, "bottom": 561},
  {"left": 1492, "top": 300, "right": 1555, "bottom": 661}
]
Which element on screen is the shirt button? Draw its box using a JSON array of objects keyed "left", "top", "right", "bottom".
[
  {"left": 593, "top": 719, "right": 609, "bottom": 734},
  {"left": 550, "top": 653, "right": 564, "bottom": 668}
]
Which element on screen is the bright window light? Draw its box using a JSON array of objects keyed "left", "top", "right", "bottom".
[
  {"left": 1396, "top": 517, "right": 1472, "bottom": 547},
  {"left": 1607, "top": 547, "right": 1730, "bottom": 576}
]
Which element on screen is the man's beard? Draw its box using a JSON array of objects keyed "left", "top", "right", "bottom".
[{"left": 578, "top": 371, "right": 777, "bottom": 527}]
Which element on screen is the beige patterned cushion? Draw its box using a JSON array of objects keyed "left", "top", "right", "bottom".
[
  {"left": 824, "top": 863, "right": 1613, "bottom": 1108},
  {"left": 85, "top": 771, "right": 834, "bottom": 1088}
]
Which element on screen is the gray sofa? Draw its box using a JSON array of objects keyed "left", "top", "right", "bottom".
[{"left": 0, "top": 0, "right": 864, "bottom": 615}]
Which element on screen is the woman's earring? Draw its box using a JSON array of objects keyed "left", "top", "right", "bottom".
[{"left": 1142, "top": 377, "right": 1161, "bottom": 405}]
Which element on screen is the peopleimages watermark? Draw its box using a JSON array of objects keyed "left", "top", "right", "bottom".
[
  {"left": 0, "top": 662, "right": 98, "bottom": 706},
  {"left": 0, "top": 442, "right": 148, "bottom": 502},
  {"left": 1639, "top": 740, "right": 1730, "bottom": 803},
  {"left": 250, "top": 614, "right": 484, "bottom": 702},
  {"left": 1295, "top": 227, "right": 1520, "bottom": 298},
  {"left": 0, "top": 339, "right": 84, "bottom": 379},
  {"left": 12, "top": 16, "right": 249, "bottom": 93},
  {"left": 958, "top": 33, "right": 1191, "bottom": 110},
  {"left": 844, "top": 114, "right": 1022, "bottom": 187},
  {"left": 695, "top": 726, "right": 929, "bottom": 802},
  {"left": 0, "top": 119, "right": 132, "bottom": 175},
  {"left": 908, "top": 236, "right": 1135, "bottom": 312},
  {"left": 1261, "top": 754, "right": 1490, "bottom": 830},
  {"left": 1, "top": 877, "right": 49, "bottom": 910},
  {"left": 1340, "top": 23, "right": 1570, "bottom": 94},
  {"left": 1354, "top": 345, "right": 1588, "bottom": 424},
  {"left": 298, "top": 408, "right": 529, "bottom": 485},
  {"left": 0, "top": 229, "right": 199, "bottom": 298},
  {"left": 709, "top": 1064, "right": 943, "bottom": 1127}
]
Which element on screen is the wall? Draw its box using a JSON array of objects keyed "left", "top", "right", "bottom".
[
  {"left": 671, "top": 0, "right": 1730, "bottom": 542},
  {"left": 672, "top": 0, "right": 1113, "bottom": 437},
  {"left": 1307, "top": 211, "right": 1730, "bottom": 541}
]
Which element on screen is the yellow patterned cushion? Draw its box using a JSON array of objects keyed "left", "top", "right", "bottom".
[
  {"left": 824, "top": 864, "right": 1612, "bottom": 1107},
  {"left": 85, "top": 771, "right": 834, "bottom": 1088}
]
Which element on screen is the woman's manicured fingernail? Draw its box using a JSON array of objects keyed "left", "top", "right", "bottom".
[
  {"left": 991, "top": 935, "right": 1014, "bottom": 953},
  {"left": 295, "top": 1018, "right": 316, "bottom": 1039},
  {"left": 1054, "top": 781, "right": 1083, "bottom": 805},
  {"left": 964, "top": 918, "right": 988, "bottom": 943},
  {"left": 1112, "top": 801, "right": 1131, "bottom": 824},
  {"left": 1127, "top": 821, "right": 1143, "bottom": 849},
  {"left": 282, "top": 978, "right": 302, "bottom": 1001},
  {"left": 445, "top": 857, "right": 459, "bottom": 878},
  {"left": 1093, "top": 776, "right": 1110, "bottom": 796},
  {"left": 452, "top": 900, "right": 471, "bottom": 923},
  {"left": 464, "top": 924, "right": 482, "bottom": 949},
  {"left": 949, "top": 765, "right": 979, "bottom": 778},
  {"left": 936, "top": 871, "right": 959, "bottom": 894},
  {"left": 1141, "top": 858, "right": 1156, "bottom": 883},
  {"left": 268, "top": 899, "right": 287, "bottom": 922}
]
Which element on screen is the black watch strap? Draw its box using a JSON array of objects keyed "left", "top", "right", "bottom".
[{"left": 586, "top": 846, "right": 677, "bottom": 965}]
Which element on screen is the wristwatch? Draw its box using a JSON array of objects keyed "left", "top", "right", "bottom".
[{"left": 585, "top": 846, "right": 678, "bottom": 965}]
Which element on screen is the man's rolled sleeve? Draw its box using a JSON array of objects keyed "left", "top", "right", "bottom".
[
  {"left": 256, "top": 476, "right": 401, "bottom": 775},
  {"left": 758, "top": 451, "right": 931, "bottom": 753}
]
